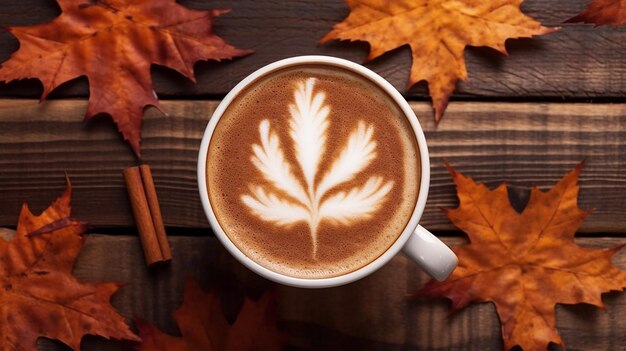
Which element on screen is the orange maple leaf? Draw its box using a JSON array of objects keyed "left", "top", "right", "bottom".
[
  {"left": 566, "top": 0, "right": 626, "bottom": 26},
  {"left": 0, "top": 0, "right": 251, "bottom": 156},
  {"left": 0, "top": 180, "right": 139, "bottom": 351},
  {"left": 321, "top": 0, "right": 556, "bottom": 122},
  {"left": 413, "top": 163, "right": 626, "bottom": 351},
  {"left": 136, "top": 278, "right": 286, "bottom": 351}
]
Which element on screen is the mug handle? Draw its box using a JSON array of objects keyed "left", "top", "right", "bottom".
[{"left": 402, "top": 225, "right": 458, "bottom": 281}]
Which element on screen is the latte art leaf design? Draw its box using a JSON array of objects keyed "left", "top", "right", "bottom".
[{"left": 241, "top": 78, "right": 393, "bottom": 257}]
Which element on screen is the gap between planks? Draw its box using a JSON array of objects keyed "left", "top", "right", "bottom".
[{"left": 0, "top": 100, "right": 625, "bottom": 233}]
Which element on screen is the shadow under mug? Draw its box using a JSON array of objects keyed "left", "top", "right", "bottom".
[{"left": 197, "top": 55, "right": 458, "bottom": 288}]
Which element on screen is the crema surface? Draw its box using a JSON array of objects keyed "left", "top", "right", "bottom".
[{"left": 207, "top": 65, "right": 420, "bottom": 279}]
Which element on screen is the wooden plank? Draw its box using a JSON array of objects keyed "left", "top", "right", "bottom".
[
  {"left": 1, "top": 99, "right": 625, "bottom": 232},
  {"left": 0, "top": 0, "right": 624, "bottom": 99},
  {"left": 7, "top": 234, "right": 622, "bottom": 350}
]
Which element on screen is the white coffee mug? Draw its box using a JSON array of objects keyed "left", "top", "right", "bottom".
[{"left": 197, "top": 56, "right": 457, "bottom": 288}]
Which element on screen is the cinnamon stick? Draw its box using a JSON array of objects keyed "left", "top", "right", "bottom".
[
  {"left": 123, "top": 165, "right": 171, "bottom": 266},
  {"left": 139, "top": 164, "right": 172, "bottom": 261}
]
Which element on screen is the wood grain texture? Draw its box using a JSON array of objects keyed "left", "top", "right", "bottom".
[
  {"left": 0, "top": 0, "right": 624, "bottom": 100},
  {"left": 15, "top": 234, "right": 625, "bottom": 350},
  {"left": 0, "top": 99, "right": 625, "bottom": 232}
]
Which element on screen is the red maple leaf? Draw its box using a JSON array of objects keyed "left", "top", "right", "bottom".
[
  {"left": 566, "top": 0, "right": 626, "bottom": 26},
  {"left": 0, "top": 0, "right": 251, "bottom": 155},
  {"left": 0, "top": 180, "right": 139, "bottom": 351}
]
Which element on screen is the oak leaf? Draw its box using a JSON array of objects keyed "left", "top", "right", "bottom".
[
  {"left": 136, "top": 278, "right": 286, "bottom": 351},
  {"left": 321, "top": 0, "right": 556, "bottom": 122},
  {"left": 0, "top": 0, "right": 251, "bottom": 156},
  {"left": 412, "top": 163, "right": 626, "bottom": 350},
  {"left": 566, "top": 0, "right": 626, "bottom": 26},
  {"left": 0, "top": 180, "right": 139, "bottom": 351}
]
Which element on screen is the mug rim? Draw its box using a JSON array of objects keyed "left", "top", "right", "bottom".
[{"left": 197, "top": 55, "right": 430, "bottom": 288}]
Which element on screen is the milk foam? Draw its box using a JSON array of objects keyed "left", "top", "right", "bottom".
[
  {"left": 207, "top": 65, "right": 420, "bottom": 279},
  {"left": 241, "top": 78, "right": 393, "bottom": 257}
]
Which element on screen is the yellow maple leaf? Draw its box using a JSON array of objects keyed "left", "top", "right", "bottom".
[
  {"left": 413, "top": 163, "right": 626, "bottom": 350},
  {"left": 321, "top": 0, "right": 556, "bottom": 122}
]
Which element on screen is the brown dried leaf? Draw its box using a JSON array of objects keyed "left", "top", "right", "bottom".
[{"left": 136, "top": 278, "right": 286, "bottom": 351}]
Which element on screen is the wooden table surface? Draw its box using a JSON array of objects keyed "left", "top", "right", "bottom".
[{"left": 0, "top": 0, "right": 625, "bottom": 350}]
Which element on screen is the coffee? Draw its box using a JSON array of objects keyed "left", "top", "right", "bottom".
[{"left": 206, "top": 64, "right": 420, "bottom": 279}]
